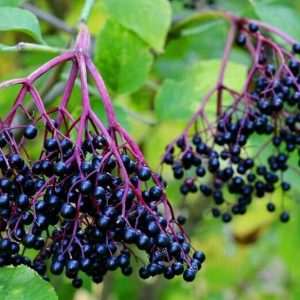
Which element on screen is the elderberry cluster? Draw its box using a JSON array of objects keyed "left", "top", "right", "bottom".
[
  {"left": 0, "top": 110, "right": 204, "bottom": 286},
  {"left": 0, "top": 26, "right": 204, "bottom": 288},
  {"left": 162, "top": 21, "right": 300, "bottom": 223}
]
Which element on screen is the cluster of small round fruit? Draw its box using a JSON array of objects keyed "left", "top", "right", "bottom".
[
  {"left": 0, "top": 26, "right": 204, "bottom": 287},
  {"left": 162, "top": 17, "right": 300, "bottom": 223}
]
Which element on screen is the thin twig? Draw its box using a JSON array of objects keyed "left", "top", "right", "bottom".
[
  {"left": 80, "top": 0, "right": 95, "bottom": 23},
  {"left": 0, "top": 42, "right": 65, "bottom": 53}
]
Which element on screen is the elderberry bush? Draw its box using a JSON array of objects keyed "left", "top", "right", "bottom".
[
  {"left": 0, "top": 26, "right": 204, "bottom": 287},
  {"left": 162, "top": 14, "right": 300, "bottom": 223}
]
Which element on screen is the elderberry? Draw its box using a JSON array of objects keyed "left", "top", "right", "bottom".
[{"left": 0, "top": 24, "right": 204, "bottom": 287}]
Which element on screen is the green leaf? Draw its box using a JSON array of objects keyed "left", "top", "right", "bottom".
[
  {"left": 170, "top": 11, "right": 229, "bottom": 37},
  {"left": 253, "top": 2, "right": 300, "bottom": 41},
  {"left": 155, "top": 59, "right": 248, "bottom": 121},
  {"left": 103, "top": 0, "right": 171, "bottom": 51},
  {"left": 0, "top": 266, "right": 57, "bottom": 300},
  {"left": 155, "top": 21, "right": 228, "bottom": 80},
  {"left": 0, "top": 7, "right": 44, "bottom": 44},
  {"left": 192, "top": 59, "right": 248, "bottom": 94},
  {"left": 0, "top": 0, "right": 22, "bottom": 6},
  {"left": 154, "top": 78, "right": 200, "bottom": 122},
  {"left": 205, "top": 0, "right": 257, "bottom": 17},
  {"left": 95, "top": 19, "right": 153, "bottom": 95}
]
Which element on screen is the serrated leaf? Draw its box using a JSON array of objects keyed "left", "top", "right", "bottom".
[
  {"left": 103, "top": 0, "right": 171, "bottom": 51},
  {"left": 0, "top": 7, "right": 44, "bottom": 44},
  {"left": 0, "top": 266, "right": 57, "bottom": 300},
  {"left": 155, "top": 59, "right": 248, "bottom": 122},
  {"left": 95, "top": 19, "right": 153, "bottom": 95}
]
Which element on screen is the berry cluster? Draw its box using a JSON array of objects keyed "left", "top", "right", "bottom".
[
  {"left": 162, "top": 15, "right": 300, "bottom": 223},
  {"left": 0, "top": 26, "right": 204, "bottom": 287}
]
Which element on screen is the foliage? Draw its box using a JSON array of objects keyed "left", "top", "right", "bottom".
[{"left": 0, "top": 266, "right": 57, "bottom": 300}]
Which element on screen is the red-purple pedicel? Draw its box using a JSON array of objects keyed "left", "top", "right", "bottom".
[{"left": 0, "top": 26, "right": 204, "bottom": 287}]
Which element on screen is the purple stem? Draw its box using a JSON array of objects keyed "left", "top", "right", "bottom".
[
  {"left": 216, "top": 20, "right": 237, "bottom": 117},
  {"left": 28, "top": 52, "right": 74, "bottom": 83},
  {"left": 4, "top": 85, "right": 28, "bottom": 125},
  {"left": 57, "top": 62, "right": 79, "bottom": 127},
  {"left": 85, "top": 57, "right": 117, "bottom": 127},
  {"left": 242, "top": 18, "right": 296, "bottom": 45}
]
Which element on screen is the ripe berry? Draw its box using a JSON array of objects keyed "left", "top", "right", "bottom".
[
  {"left": 149, "top": 186, "right": 163, "bottom": 200},
  {"left": 0, "top": 195, "right": 9, "bottom": 208},
  {"left": 266, "top": 203, "right": 275, "bottom": 212},
  {"left": 16, "top": 193, "right": 29, "bottom": 209},
  {"left": 193, "top": 251, "right": 206, "bottom": 263},
  {"left": 138, "top": 166, "right": 151, "bottom": 181},
  {"left": 0, "top": 238, "right": 11, "bottom": 252},
  {"left": 236, "top": 34, "right": 246, "bottom": 46},
  {"left": 172, "top": 262, "right": 184, "bottom": 275},
  {"left": 9, "top": 154, "right": 24, "bottom": 170},
  {"left": 44, "top": 138, "right": 58, "bottom": 151},
  {"left": 0, "top": 135, "right": 7, "bottom": 148},
  {"left": 22, "top": 234, "right": 37, "bottom": 248},
  {"left": 281, "top": 182, "right": 291, "bottom": 191},
  {"left": 183, "top": 268, "right": 196, "bottom": 282},
  {"left": 66, "top": 259, "right": 79, "bottom": 274},
  {"left": 156, "top": 233, "right": 170, "bottom": 247},
  {"left": 280, "top": 212, "right": 290, "bottom": 223},
  {"left": 137, "top": 235, "right": 151, "bottom": 250},
  {"left": 123, "top": 229, "right": 138, "bottom": 244},
  {"left": 196, "top": 166, "right": 206, "bottom": 177},
  {"left": 106, "top": 257, "right": 118, "bottom": 270},
  {"left": 96, "top": 215, "right": 111, "bottom": 230},
  {"left": 117, "top": 254, "right": 130, "bottom": 267},
  {"left": 72, "top": 278, "right": 83, "bottom": 288},
  {"left": 147, "top": 221, "right": 160, "bottom": 236},
  {"left": 122, "top": 265, "right": 133, "bottom": 276},
  {"left": 53, "top": 161, "right": 66, "bottom": 176},
  {"left": 248, "top": 22, "right": 259, "bottom": 32},
  {"left": 174, "top": 168, "right": 184, "bottom": 179},
  {"left": 79, "top": 180, "right": 92, "bottom": 194},
  {"left": 222, "top": 212, "right": 232, "bottom": 223},
  {"left": 212, "top": 208, "right": 220, "bottom": 217},
  {"left": 60, "top": 203, "right": 76, "bottom": 219},
  {"left": 139, "top": 267, "right": 150, "bottom": 279},
  {"left": 23, "top": 125, "right": 38, "bottom": 139},
  {"left": 292, "top": 42, "right": 300, "bottom": 54},
  {"left": 177, "top": 215, "right": 186, "bottom": 225}
]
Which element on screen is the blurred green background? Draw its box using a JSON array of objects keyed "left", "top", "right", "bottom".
[{"left": 0, "top": 0, "right": 300, "bottom": 299}]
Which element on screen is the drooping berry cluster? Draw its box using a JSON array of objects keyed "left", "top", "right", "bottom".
[
  {"left": 0, "top": 26, "right": 204, "bottom": 287},
  {"left": 162, "top": 14, "right": 300, "bottom": 223}
]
